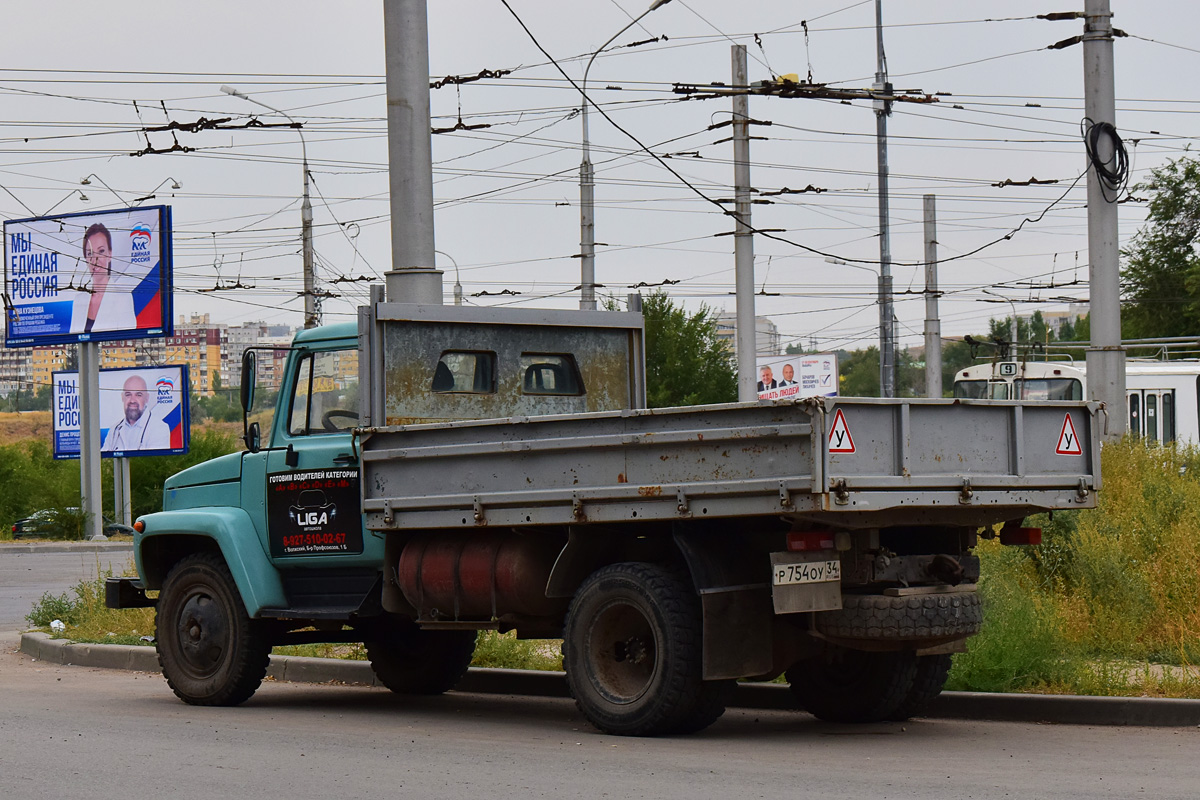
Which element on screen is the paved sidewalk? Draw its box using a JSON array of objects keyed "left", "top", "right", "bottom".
[
  {"left": 18, "top": 632, "right": 1200, "bottom": 727},
  {"left": 1, "top": 541, "right": 134, "bottom": 555}
]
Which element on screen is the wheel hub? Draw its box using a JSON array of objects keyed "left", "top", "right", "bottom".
[
  {"left": 589, "top": 601, "right": 657, "bottom": 704},
  {"left": 176, "top": 593, "right": 230, "bottom": 677}
]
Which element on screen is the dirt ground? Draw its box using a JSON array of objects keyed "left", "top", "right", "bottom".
[{"left": 0, "top": 411, "right": 52, "bottom": 444}]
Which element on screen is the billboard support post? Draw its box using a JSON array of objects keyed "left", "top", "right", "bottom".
[
  {"left": 78, "top": 342, "right": 103, "bottom": 540},
  {"left": 114, "top": 457, "right": 132, "bottom": 526}
]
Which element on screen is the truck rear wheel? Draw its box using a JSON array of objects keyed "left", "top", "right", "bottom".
[
  {"left": 564, "top": 562, "right": 728, "bottom": 736},
  {"left": 786, "top": 644, "right": 916, "bottom": 723},
  {"left": 365, "top": 620, "right": 477, "bottom": 695},
  {"left": 888, "top": 653, "right": 954, "bottom": 721},
  {"left": 156, "top": 553, "right": 270, "bottom": 706}
]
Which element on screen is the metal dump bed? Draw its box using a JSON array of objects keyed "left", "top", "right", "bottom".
[{"left": 358, "top": 397, "right": 1099, "bottom": 531}]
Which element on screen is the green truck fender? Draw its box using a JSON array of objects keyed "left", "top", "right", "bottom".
[{"left": 134, "top": 507, "right": 286, "bottom": 617}]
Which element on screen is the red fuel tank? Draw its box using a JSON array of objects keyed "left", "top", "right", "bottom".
[{"left": 396, "top": 533, "right": 560, "bottom": 619}]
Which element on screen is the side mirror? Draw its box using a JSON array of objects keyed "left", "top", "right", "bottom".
[
  {"left": 240, "top": 350, "right": 257, "bottom": 413},
  {"left": 245, "top": 421, "right": 262, "bottom": 454}
]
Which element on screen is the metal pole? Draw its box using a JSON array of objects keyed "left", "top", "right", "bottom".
[
  {"left": 383, "top": 0, "right": 442, "bottom": 304},
  {"left": 117, "top": 458, "right": 132, "bottom": 525},
  {"left": 732, "top": 45, "right": 757, "bottom": 402},
  {"left": 78, "top": 343, "right": 103, "bottom": 540},
  {"left": 1010, "top": 299, "right": 1018, "bottom": 356},
  {"left": 874, "top": 0, "right": 895, "bottom": 398},
  {"left": 922, "top": 195, "right": 942, "bottom": 398},
  {"left": 579, "top": 1, "right": 673, "bottom": 310},
  {"left": 301, "top": 154, "right": 315, "bottom": 328},
  {"left": 1083, "top": 0, "right": 1125, "bottom": 437}
]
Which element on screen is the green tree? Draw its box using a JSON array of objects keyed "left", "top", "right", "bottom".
[
  {"left": 638, "top": 291, "right": 737, "bottom": 407},
  {"left": 1122, "top": 156, "right": 1200, "bottom": 338}
]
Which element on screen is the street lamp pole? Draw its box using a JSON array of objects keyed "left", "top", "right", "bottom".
[
  {"left": 579, "top": 0, "right": 673, "bottom": 311},
  {"left": 221, "top": 85, "right": 317, "bottom": 329},
  {"left": 983, "top": 289, "right": 1020, "bottom": 359}
]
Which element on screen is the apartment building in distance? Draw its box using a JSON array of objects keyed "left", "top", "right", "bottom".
[{"left": 0, "top": 315, "right": 295, "bottom": 397}]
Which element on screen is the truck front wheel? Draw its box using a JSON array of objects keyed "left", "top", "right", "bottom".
[
  {"left": 365, "top": 620, "right": 477, "bottom": 695},
  {"left": 786, "top": 644, "right": 916, "bottom": 723},
  {"left": 564, "top": 562, "right": 730, "bottom": 736},
  {"left": 156, "top": 553, "right": 270, "bottom": 706}
]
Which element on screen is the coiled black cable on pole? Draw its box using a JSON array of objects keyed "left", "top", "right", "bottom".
[{"left": 1082, "top": 117, "right": 1129, "bottom": 201}]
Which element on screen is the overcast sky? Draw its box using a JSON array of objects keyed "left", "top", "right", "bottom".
[{"left": 2, "top": 1, "right": 1196, "bottom": 353}]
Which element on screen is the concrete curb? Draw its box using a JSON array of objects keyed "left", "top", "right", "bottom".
[
  {"left": 1, "top": 542, "right": 134, "bottom": 554},
  {"left": 18, "top": 632, "right": 1200, "bottom": 727}
]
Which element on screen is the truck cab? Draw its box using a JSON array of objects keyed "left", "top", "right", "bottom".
[{"left": 109, "top": 305, "right": 645, "bottom": 708}]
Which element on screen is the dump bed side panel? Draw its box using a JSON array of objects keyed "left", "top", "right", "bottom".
[
  {"left": 358, "top": 398, "right": 1099, "bottom": 532},
  {"left": 360, "top": 402, "right": 818, "bottom": 530}
]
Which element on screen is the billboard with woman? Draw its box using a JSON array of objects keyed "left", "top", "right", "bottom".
[{"left": 4, "top": 205, "right": 173, "bottom": 346}]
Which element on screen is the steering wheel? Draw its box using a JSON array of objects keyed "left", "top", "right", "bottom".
[{"left": 321, "top": 408, "right": 359, "bottom": 432}]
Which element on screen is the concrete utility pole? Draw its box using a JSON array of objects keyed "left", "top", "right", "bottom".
[
  {"left": 732, "top": 45, "right": 757, "bottom": 402},
  {"left": 220, "top": 86, "right": 317, "bottom": 328},
  {"left": 578, "top": 0, "right": 674, "bottom": 310},
  {"left": 78, "top": 343, "right": 103, "bottom": 540},
  {"left": 873, "top": 0, "right": 896, "bottom": 398},
  {"left": 383, "top": 0, "right": 442, "bottom": 305},
  {"left": 1083, "top": 0, "right": 1125, "bottom": 437},
  {"left": 923, "top": 195, "right": 942, "bottom": 398}
]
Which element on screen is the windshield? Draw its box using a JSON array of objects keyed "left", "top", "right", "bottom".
[
  {"left": 1016, "top": 378, "right": 1083, "bottom": 401},
  {"left": 953, "top": 380, "right": 1009, "bottom": 400}
]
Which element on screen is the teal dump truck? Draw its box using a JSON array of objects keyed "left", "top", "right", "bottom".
[{"left": 109, "top": 296, "right": 1100, "bottom": 736}]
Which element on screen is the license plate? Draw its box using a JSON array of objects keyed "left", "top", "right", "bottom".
[{"left": 773, "top": 559, "right": 841, "bottom": 586}]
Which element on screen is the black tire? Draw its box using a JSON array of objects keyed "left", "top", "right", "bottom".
[
  {"left": 888, "top": 653, "right": 953, "bottom": 721},
  {"left": 156, "top": 553, "right": 270, "bottom": 706},
  {"left": 365, "top": 620, "right": 477, "bottom": 695},
  {"left": 786, "top": 644, "right": 917, "bottom": 723},
  {"left": 564, "top": 562, "right": 726, "bottom": 736},
  {"left": 815, "top": 592, "right": 982, "bottom": 643}
]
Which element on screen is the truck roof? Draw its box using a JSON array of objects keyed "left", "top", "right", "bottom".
[{"left": 292, "top": 321, "right": 358, "bottom": 345}]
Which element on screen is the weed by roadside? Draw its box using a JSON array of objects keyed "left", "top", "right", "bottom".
[{"left": 948, "top": 437, "right": 1200, "bottom": 697}]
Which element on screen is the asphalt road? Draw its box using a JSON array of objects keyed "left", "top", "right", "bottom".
[
  {"left": 2, "top": 632, "right": 1197, "bottom": 800},
  {"left": 0, "top": 544, "right": 133, "bottom": 630}
]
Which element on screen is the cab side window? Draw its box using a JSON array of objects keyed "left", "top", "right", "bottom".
[
  {"left": 432, "top": 351, "right": 496, "bottom": 394},
  {"left": 520, "top": 353, "right": 583, "bottom": 396},
  {"left": 288, "top": 349, "right": 360, "bottom": 435}
]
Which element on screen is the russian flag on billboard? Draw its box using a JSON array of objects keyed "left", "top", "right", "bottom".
[
  {"left": 157, "top": 377, "right": 184, "bottom": 449},
  {"left": 132, "top": 263, "right": 162, "bottom": 328}
]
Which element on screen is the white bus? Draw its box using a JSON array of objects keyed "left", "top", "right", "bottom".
[{"left": 953, "top": 360, "right": 1200, "bottom": 445}]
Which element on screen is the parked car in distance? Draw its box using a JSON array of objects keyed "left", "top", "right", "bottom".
[{"left": 10, "top": 508, "right": 134, "bottom": 540}]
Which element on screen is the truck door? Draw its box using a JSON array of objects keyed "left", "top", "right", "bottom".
[{"left": 263, "top": 348, "right": 376, "bottom": 565}]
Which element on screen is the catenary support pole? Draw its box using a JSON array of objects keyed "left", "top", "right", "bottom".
[
  {"left": 874, "top": 0, "right": 895, "bottom": 398},
  {"left": 732, "top": 45, "right": 757, "bottom": 402},
  {"left": 383, "top": 0, "right": 442, "bottom": 304},
  {"left": 78, "top": 343, "right": 103, "bottom": 540},
  {"left": 1083, "top": 0, "right": 1125, "bottom": 437},
  {"left": 923, "top": 195, "right": 942, "bottom": 398}
]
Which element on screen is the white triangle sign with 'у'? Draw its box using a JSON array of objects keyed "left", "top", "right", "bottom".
[
  {"left": 828, "top": 408, "right": 856, "bottom": 453},
  {"left": 1056, "top": 414, "right": 1082, "bottom": 455}
]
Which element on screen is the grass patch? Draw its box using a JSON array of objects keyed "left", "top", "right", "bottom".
[
  {"left": 27, "top": 565, "right": 156, "bottom": 647},
  {"left": 471, "top": 631, "right": 562, "bottom": 671},
  {"left": 948, "top": 437, "right": 1200, "bottom": 697}
]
